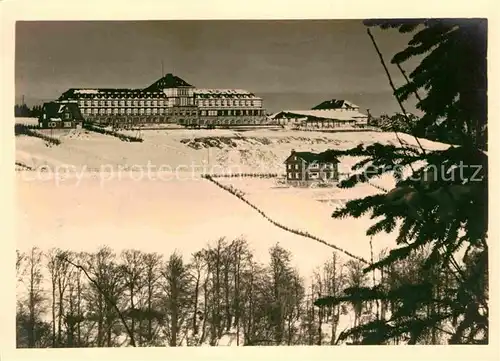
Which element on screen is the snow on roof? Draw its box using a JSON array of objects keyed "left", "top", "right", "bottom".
[
  {"left": 312, "top": 99, "right": 360, "bottom": 110},
  {"left": 342, "top": 100, "right": 359, "bottom": 109},
  {"left": 74, "top": 89, "right": 100, "bottom": 94},
  {"left": 193, "top": 88, "right": 262, "bottom": 100},
  {"left": 275, "top": 109, "right": 368, "bottom": 121},
  {"left": 194, "top": 89, "right": 251, "bottom": 95}
]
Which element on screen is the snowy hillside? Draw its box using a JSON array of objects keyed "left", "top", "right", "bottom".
[
  {"left": 16, "top": 127, "right": 448, "bottom": 174},
  {"left": 16, "top": 127, "right": 451, "bottom": 346},
  {"left": 16, "top": 128, "right": 449, "bottom": 262},
  {"left": 17, "top": 174, "right": 341, "bottom": 277}
]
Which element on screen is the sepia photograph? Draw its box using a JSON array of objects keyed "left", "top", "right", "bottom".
[{"left": 9, "top": 11, "right": 490, "bottom": 352}]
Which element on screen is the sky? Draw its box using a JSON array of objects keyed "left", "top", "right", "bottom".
[{"left": 15, "top": 20, "right": 421, "bottom": 115}]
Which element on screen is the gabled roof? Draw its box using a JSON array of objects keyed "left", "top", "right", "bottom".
[
  {"left": 143, "top": 73, "right": 193, "bottom": 92},
  {"left": 312, "top": 99, "right": 359, "bottom": 110},
  {"left": 284, "top": 150, "right": 340, "bottom": 164},
  {"left": 42, "top": 102, "right": 84, "bottom": 121}
]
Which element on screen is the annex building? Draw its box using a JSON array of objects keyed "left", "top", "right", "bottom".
[{"left": 271, "top": 99, "right": 369, "bottom": 128}]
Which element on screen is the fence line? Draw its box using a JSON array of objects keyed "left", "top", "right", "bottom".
[
  {"left": 366, "top": 181, "right": 390, "bottom": 193},
  {"left": 14, "top": 124, "right": 61, "bottom": 145},
  {"left": 202, "top": 174, "right": 369, "bottom": 264},
  {"left": 83, "top": 123, "right": 143, "bottom": 142},
  {"left": 15, "top": 162, "right": 34, "bottom": 171},
  {"left": 287, "top": 126, "right": 381, "bottom": 133},
  {"left": 208, "top": 173, "right": 280, "bottom": 179}
]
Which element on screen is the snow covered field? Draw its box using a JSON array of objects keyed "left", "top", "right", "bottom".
[
  {"left": 214, "top": 177, "right": 394, "bottom": 260},
  {"left": 15, "top": 116, "right": 40, "bottom": 126},
  {"left": 15, "top": 127, "right": 452, "bottom": 346},
  {"left": 16, "top": 128, "right": 449, "bottom": 274},
  {"left": 15, "top": 127, "right": 448, "bottom": 174},
  {"left": 17, "top": 173, "right": 350, "bottom": 279}
]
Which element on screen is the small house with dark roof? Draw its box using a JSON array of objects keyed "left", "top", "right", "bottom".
[
  {"left": 39, "top": 101, "right": 84, "bottom": 129},
  {"left": 284, "top": 149, "right": 340, "bottom": 185}
]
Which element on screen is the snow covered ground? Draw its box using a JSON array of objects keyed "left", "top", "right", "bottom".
[
  {"left": 15, "top": 127, "right": 452, "bottom": 346},
  {"left": 15, "top": 117, "right": 39, "bottom": 126},
  {"left": 15, "top": 127, "right": 448, "bottom": 173},
  {"left": 17, "top": 173, "right": 344, "bottom": 278},
  {"left": 16, "top": 128, "right": 449, "bottom": 268},
  {"left": 215, "top": 177, "right": 393, "bottom": 261}
]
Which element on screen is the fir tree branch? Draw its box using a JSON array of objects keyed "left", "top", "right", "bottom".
[
  {"left": 395, "top": 62, "right": 428, "bottom": 155},
  {"left": 366, "top": 28, "right": 425, "bottom": 162}
]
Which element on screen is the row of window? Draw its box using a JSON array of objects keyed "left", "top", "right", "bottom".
[
  {"left": 179, "top": 118, "right": 264, "bottom": 125},
  {"left": 82, "top": 108, "right": 265, "bottom": 116},
  {"left": 286, "top": 163, "right": 334, "bottom": 170},
  {"left": 177, "top": 88, "right": 191, "bottom": 96},
  {"left": 177, "top": 97, "right": 194, "bottom": 106},
  {"left": 287, "top": 172, "right": 326, "bottom": 180},
  {"left": 83, "top": 108, "right": 167, "bottom": 115},
  {"left": 78, "top": 100, "right": 165, "bottom": 107},
  {"left": 196, "top": 99, "right": 262, "bottom": 107},
  {"left": 77, "top": 98, "right": 263, "bottom": 108},
  {"left": 171, "top": 109, "right": 197, "bottom": 116},
  {"left": 200, "top": 109, "right": 263, "bottom": 116},
  {"left": 288, "top": 172, "right": 303, "bottom": 179},
  {"left": 92, "top": 117, "right": 169, "bottom": 123}
]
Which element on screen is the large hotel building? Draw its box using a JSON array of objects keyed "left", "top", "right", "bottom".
[{"left": 57, "top": 73, "right": 268, "bottom": 127}]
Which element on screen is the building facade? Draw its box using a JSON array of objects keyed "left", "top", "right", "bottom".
[
  {"left": 193, "top": 89, "right": 265, "bottom": 127},
  {"left": 284, "top": 150, "right": 340, "bottom": 186},
  {"left": 57, "top": 73, "right": 268, "bottom": 128}
]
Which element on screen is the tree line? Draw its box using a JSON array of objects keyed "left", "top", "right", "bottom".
[
  {"left": 16, "top": 240, "right": 449, "bottom": 348},
  {"left": 15, "top": 104, "right": 43, "bottom": 118},
  {"left": 369, "top": 113, "right": 446, "bottom": 143}
]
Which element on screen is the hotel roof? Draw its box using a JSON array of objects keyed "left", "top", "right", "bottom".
[
  {"left": 193, "top": 89, "right": 261, "bottom": 99},
  {"left": 312, "top": 99, "right": 360, "bottom": 110},
  {"left": 143, "top": 73, "right": 193, "bottom": 92},
  {"left": 57, "top": 73, "right": 264, "bottom": 101},
  {"left": 59, "top": 89, "right": 166, "bottom": 99},
  {"left": 195, "top": 89, "right": 251, "bottom": 95}
]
